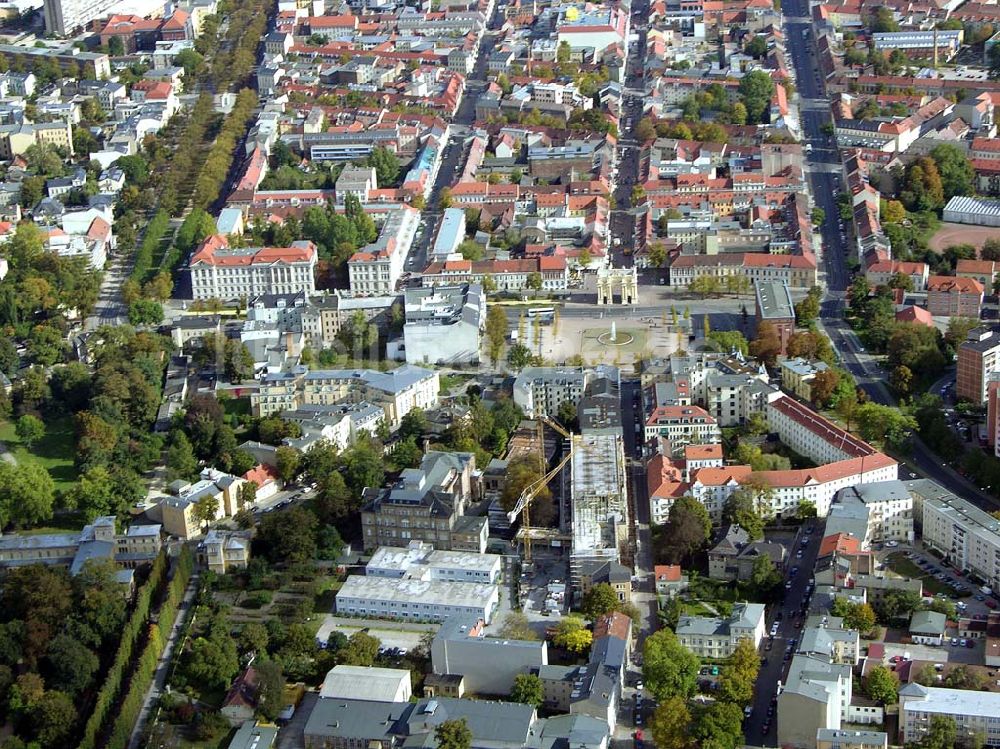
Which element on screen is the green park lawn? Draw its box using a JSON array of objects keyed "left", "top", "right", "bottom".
[{"left": 0, "top": 414, "right": 78, "bottom": 491}]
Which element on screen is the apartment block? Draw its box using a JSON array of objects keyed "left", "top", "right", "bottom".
[
  {"left": 916, "top": 479, "right": 1000, "bottom": 592},
  {"left": 251, "top": 364, "right": 439, "bottom": 424},
  {"left": 796, "top": 616, "right": 860, "bottom": 665},
  {"left": 899, "top": 684, "right": 1000, "bottom": 746},
  {"left": 0, "top": 44, "right": 110, "bottom": 78},
  {"left": 513, "top": 367, "right": 593, "bottom": 418},
  {"left": 360, "top": 452, "right": 487, "bottom": 553},
  {"left": 766, "top": 395, "right": 878, "bottom": 465},
  {"left": 348, "top": 205, "right": 419, "bottom": 296},
  {"left": 649, "top": 403, "right": 897, "bottom": 522},
  {"left": 778, "top": 656, "right": 854, "bottom": 748},
  {"left": 816, "top": 729, "right": 888, "bottom": 749},
  {"left": 245, "top": 291, "right": 398, "bottom": 351},
  {"left": 643, "top": 404, "right": 721, "bottom": 444},
  {"left": 0, "top": 121, "right": 74, "bottom": 161},
  {"left": 778, "top": 606, "right": 888, "bottom": 749},
  {"left": 957, "top": 326, "right": 1000, "bottom": 405},
  {"left": 926, "top": 275, "right": 984, "bottom": 318},
  {"left": 781, "top": 358, "right": 831, "bottom": 402},
  {"left": 831, "top": 481, "right": 914, "bottom": 543},
  {"left": 189, "top": 235, "right": 317, "bottom": 301},
  {"left": 669, "top": 252, "right": 818, "bottom": 289},
  {"left": 675, "top": 602, "right": 766, "bottom": 658},
  {"left": 401, "top": 283, "right": 484, "bottom": 365},
  {"left": 989, "top": 378, "right": 1000, "bottom": 457},
  {"left": 421, "top": 256, "right": 570, "bottom": 292}
]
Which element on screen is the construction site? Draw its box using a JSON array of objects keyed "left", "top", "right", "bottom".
[
  {"left": 496, "top": 415, "right": 631, "bottom": 610},
  {"left": 568, "top": 433, "right": 629, "bottom": 591}
]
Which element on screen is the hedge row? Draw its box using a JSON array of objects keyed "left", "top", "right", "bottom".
[
  {"left": 101, "top": 546, "right": 194, "bottom": 749},
  {"left": 77, "top": 551, "right": 169, "bottom": 749},
  {"left": 128, "top": 209, "right": 171, "bottom": 285}
]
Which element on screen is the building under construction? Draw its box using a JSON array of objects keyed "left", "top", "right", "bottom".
[{"left": 569, "top": 433, "right": 629, "bottom": 590}]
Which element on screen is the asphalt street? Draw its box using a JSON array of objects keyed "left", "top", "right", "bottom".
[
  {"left": 609, "top": 0, "right": 650, "bottom": 267},
  {"left": 744, "top": 521, "right": 825, "bottom": 746},
  {"left": 779, "top": 0, "right": 1000, "bottom": 514},
  {"left": 402, "top": 1, "right": 504, "bottom": 274}
]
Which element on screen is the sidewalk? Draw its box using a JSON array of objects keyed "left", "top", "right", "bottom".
[{"left": 127, "top": 571, "right": 201, "bottom": 749}]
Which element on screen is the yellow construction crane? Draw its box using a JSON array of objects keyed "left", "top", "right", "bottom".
[{"left": 505, "top": 415, "right": 573, "bottom": 563}]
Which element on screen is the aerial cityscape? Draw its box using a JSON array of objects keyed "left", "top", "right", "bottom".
[{"left": 3, "top": 0, "right": 1000, "bottom": 745}]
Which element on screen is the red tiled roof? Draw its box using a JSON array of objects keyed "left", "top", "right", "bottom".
[
  {"left": 957, "top": 259, "right": 999, "bottom": 275},
  {"left": 161, "top": 8, "right": 189, "bottom": 29},
  {"left": 818, "top": 532, "right": 862, "bottom": 557},
  {"left": 646, "top": 454, "right": 686, "bottom": 498},
  {"left": 896, "top": 306, "right": 934, "bottom": 327},
  {"left": 928, "top": 275, "right": 984, "bottom": 294},
  {"left": 691, "top": 465, "right": 753, "bottom": 486},
  {"left": 593, "top": 611, "right": 631, "bottom": 640},
  {"left": 684, "top": 444, "right": 723, "bottom": 460},
  {"left": 972, "top": 137, "right": 1000, "bottom": 153},
  {"left": 646, "top": 404, "right": 716, "bottom": 425},
  {"left": 308, "top": 14, "right": 359, "bottom": 27},
  {"left": 654, "top": 564, "right": 683, "bottom": 582},
  {"left": 222, "top": 667, "right": 259, "bottom": 710},
  {"left": 191, "top": 235, "right": 315, "bottom": 266},
  {"left": 243, "top": 464, "right": 279, "bottom": 486},
  {"left": 769, "top": 395, "right": 876, "bottom": 459},
  {"left": 751, "top": 452, "right": 896, "bottom": 488}
]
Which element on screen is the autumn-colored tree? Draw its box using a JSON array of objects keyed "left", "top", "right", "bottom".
[
  {"left": 810, "top": 369, "right": 841, "bottom": 407},
  {"left": 881, "top": 199, "right": 906, "bottom": 224},
  {"left": 890, "top": 365, "right": 913, "bottom": 397},
  {"left": 900, "top": 156, "right": 945, "bottom": 212},
  {"left": 553, "top": 614, "right": 592, "bottom": 653},
  {"left": 749, "top": 321, "right": 782, "bottom": 367},
  {"left": 649, "top": 696, "right": 693, "bottom": 749}
]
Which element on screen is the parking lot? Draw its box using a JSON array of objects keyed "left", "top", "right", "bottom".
[{"left": 883, "top": 546, "right": 988, "bottom": 608}]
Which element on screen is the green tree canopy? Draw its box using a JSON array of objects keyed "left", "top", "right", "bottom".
[
  {"left": 510, "top": 673, "right": 544, "bottom": 707},
  {"left": 656, "top": 496, "right": 712, "bottom": 564},
  {"left": 553, "top": 614, "right": 592, "bottom": 653},
  {"left": 435, "top": 718, "right": 473, "bottom": 749},
  {"left": 649, "top": 696, "right": 693, "bottom": 749},
  {"left": 863, "top": 664, "right": 898, "bottom": 705},
  {"left": 643, "top": 629, "right": 700, "bottom": 700},
  {"left": 580, "top": 583, "right": 621, "bottom": 621}
]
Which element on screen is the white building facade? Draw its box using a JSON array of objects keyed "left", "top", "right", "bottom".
[{"left": 189, "top": 236, "right": 317, "bottom": 300}]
